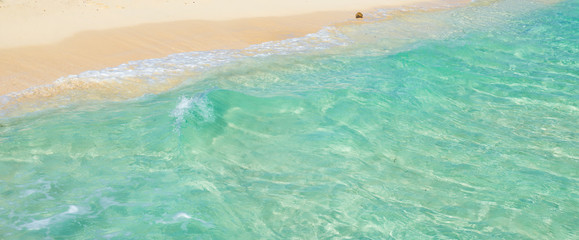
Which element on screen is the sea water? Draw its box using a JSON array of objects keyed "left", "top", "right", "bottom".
[{"left": 0, "top": 0, "right": 577, "bottom": 239}]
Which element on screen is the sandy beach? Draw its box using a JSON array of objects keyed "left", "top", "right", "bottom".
[{"left": 0, "top": 0, "right": 461, "bottom": 96}]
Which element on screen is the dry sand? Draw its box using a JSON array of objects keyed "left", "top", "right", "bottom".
[{"left": 0, "top": 0, "right": 460, "bottom": 96}]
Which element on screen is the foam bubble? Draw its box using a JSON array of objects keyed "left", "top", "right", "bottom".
[
  {"left": 21, "top": 218, "right": 52, "bottom": 231},
  {"left": 171, "top": 96, "right": 194, "bottom": 124},
  {"left": 19, "top": 205, "right": 81, "bottom": 230},
  {"left": 171, "top": 90, "right": 216, "bottom": 133},
  {"left": 66, "top": 205, "right": 79, "bottom": 214},
  {"left": 173, "top": 212, "right": 192, "bottom": 220}
]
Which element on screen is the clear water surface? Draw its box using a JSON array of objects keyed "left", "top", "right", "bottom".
[{"left": 0, "top": 0, "right": 577, "bottom": 239}]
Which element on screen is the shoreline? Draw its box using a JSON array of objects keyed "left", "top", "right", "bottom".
[
  {"left": 0, "top": 0, "right": 468, "bottom": 97},
  {"left": 0, "top": 11, "right": 351, "bottom": 96}
]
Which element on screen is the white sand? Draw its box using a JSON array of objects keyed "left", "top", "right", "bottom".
[{"left": 0, "top": 0, "right": 438, "bottom": 48}]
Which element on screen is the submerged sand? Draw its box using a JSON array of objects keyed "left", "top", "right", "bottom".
[{"left": 0, "top": 0, "right": 466, "bottom": 96}]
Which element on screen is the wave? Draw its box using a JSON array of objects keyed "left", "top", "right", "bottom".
[{"left": 0, "top": 0, "right": 561, "bottom": 118}]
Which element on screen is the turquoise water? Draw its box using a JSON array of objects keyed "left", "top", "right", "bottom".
[{"left": 1, "top": 0, "right": 578, "bottom": 239}]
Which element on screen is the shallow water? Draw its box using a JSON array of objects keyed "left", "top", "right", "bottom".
[{"left": 1, "top": 0, "right": 578, "bottom": 239}]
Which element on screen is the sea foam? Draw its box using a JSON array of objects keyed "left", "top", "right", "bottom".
[
  {"left": 0, "top": 0, "right": 561, "bottom": 119},
  {"left": 0, "top": 26, "right": 352, "bottom": 118}
]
